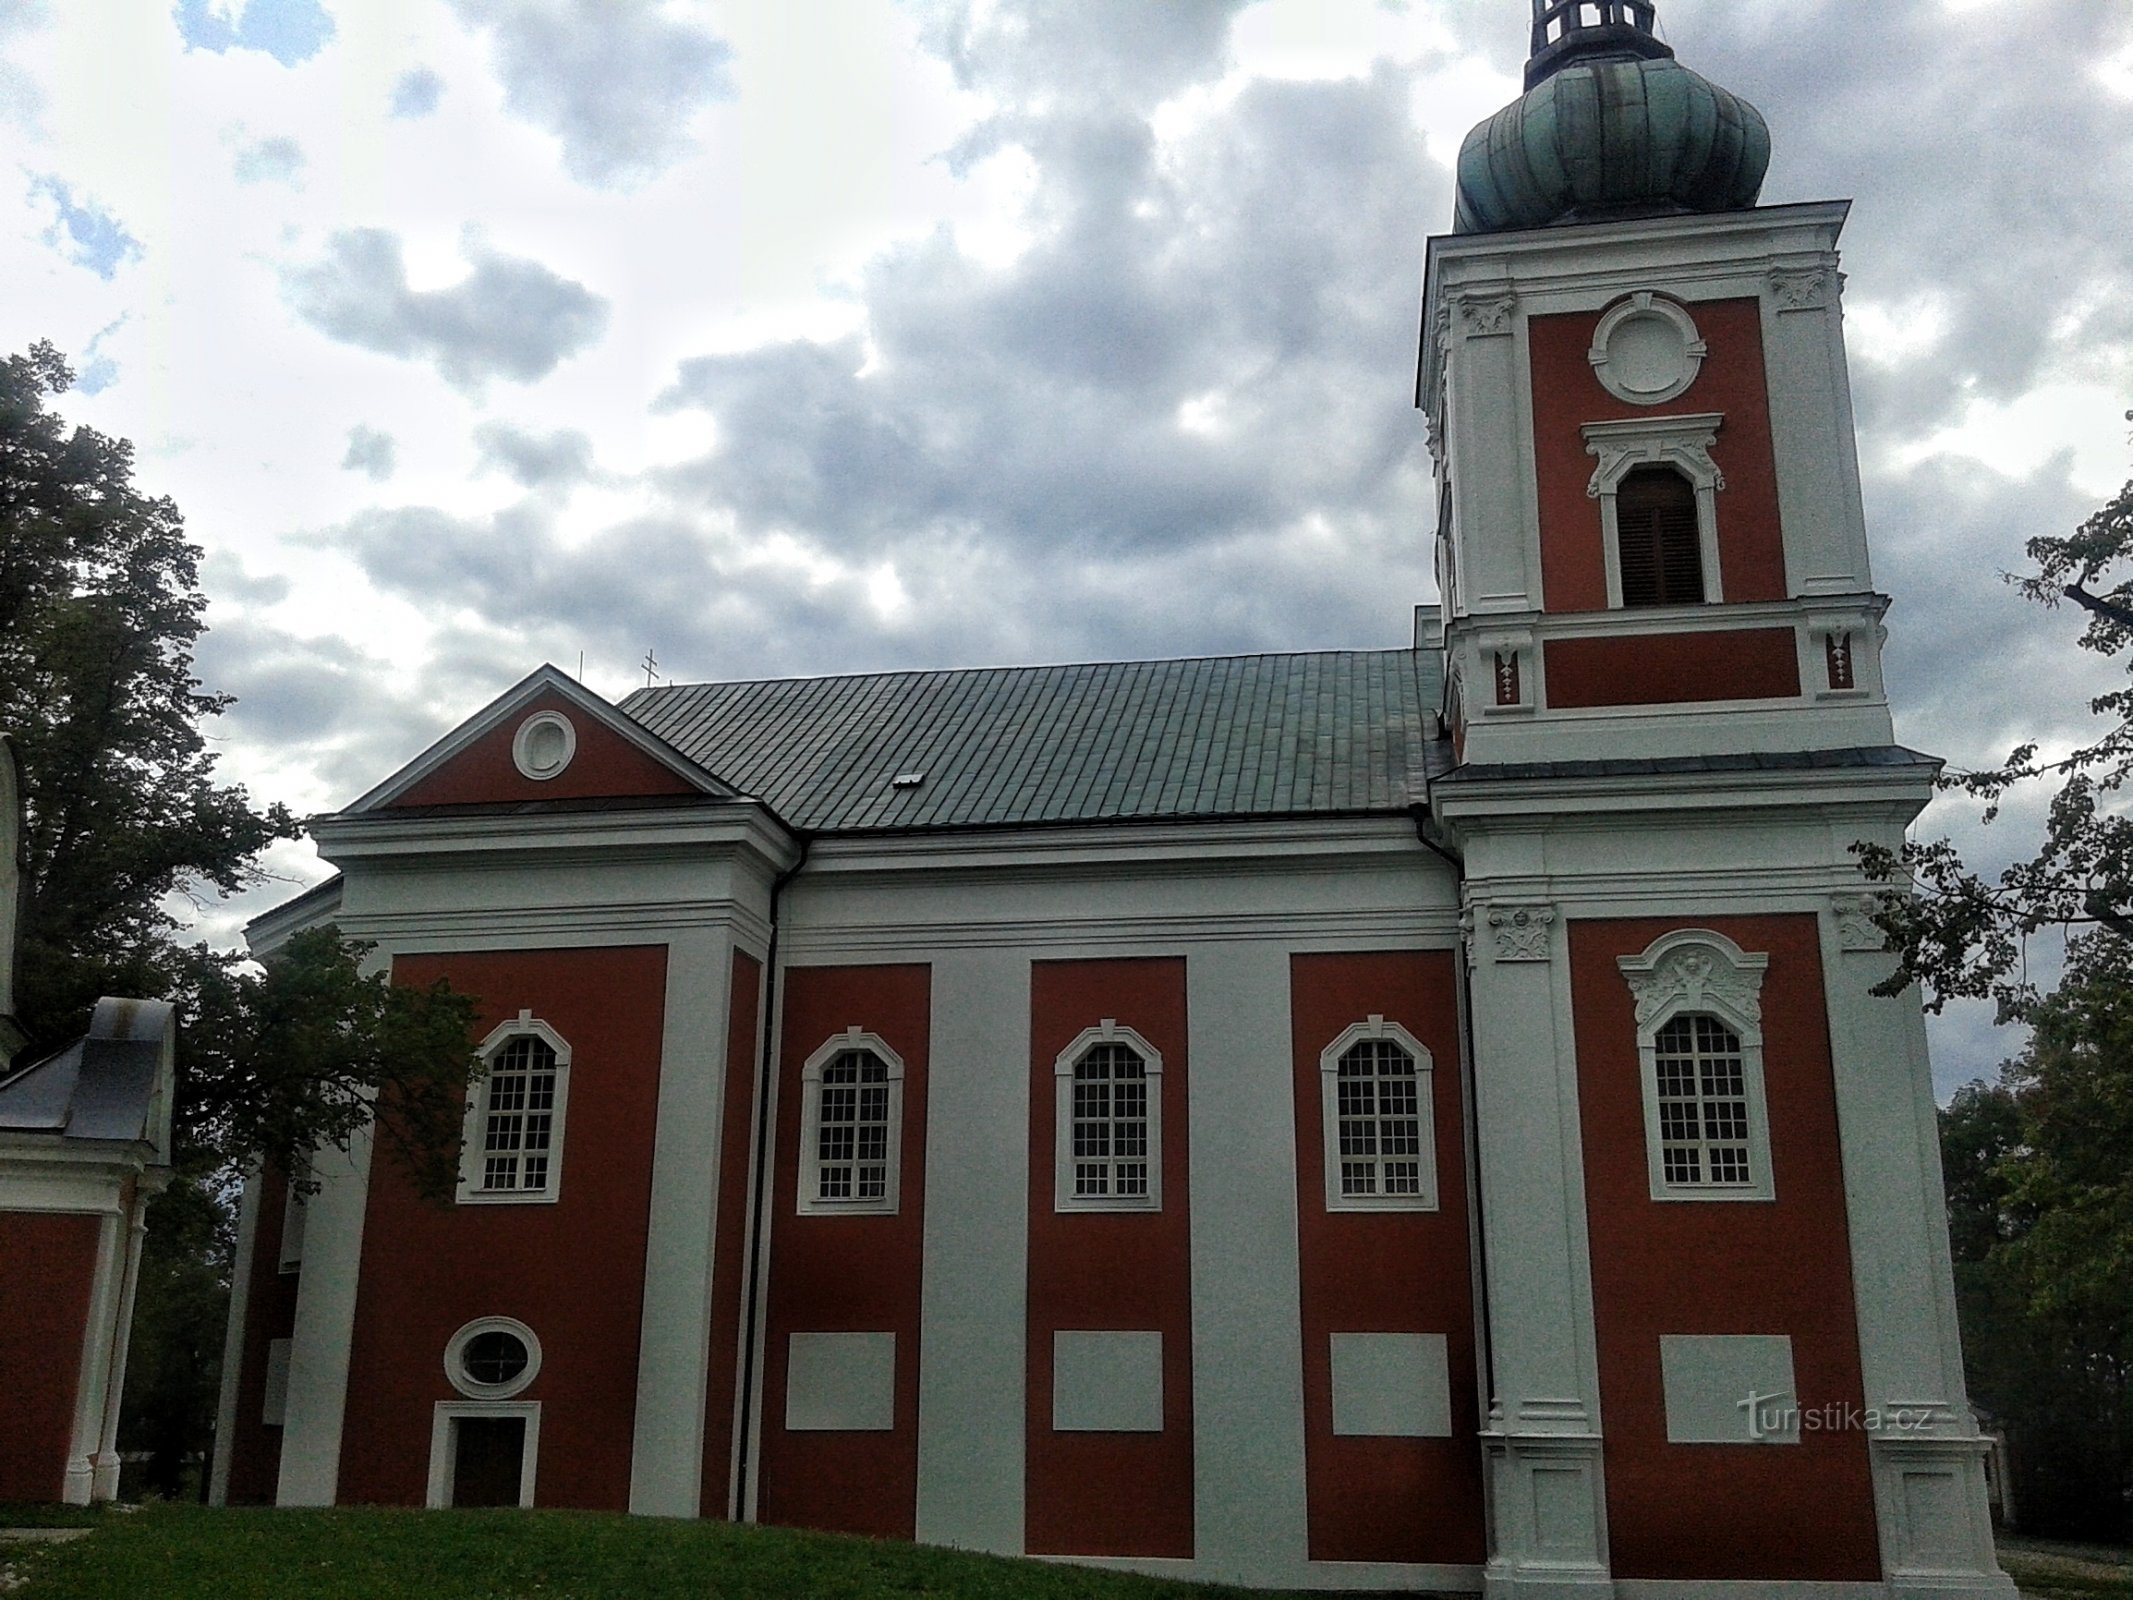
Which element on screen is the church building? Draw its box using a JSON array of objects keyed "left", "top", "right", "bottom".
[{"left": 215, "top": 5, "right": 2017, "bottom": 1594}]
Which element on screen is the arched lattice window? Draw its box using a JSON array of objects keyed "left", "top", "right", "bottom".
[
  {"left": 457, "top": 1012, "right": 572, "bottom": 1206},
  {"left": 1616, "top": 467, "right": 1704, "bottom": 607},
  {"left": 1652, "top": 1013, "right": 1752, "bottom": 1187},
  {"left": 798, "top": 1029, "right": 905, "bottom": 1215},
  {"left": 1319, "top": 1017, "right": 1438, "bottom": 1211},
  {"left": 1054, "top": 1021, "right": 1164, "bottom": 1212}
]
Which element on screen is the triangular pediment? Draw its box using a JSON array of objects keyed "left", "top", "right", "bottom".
[{"left": 344, "top": 665, "right": 741, "bottom": 813}]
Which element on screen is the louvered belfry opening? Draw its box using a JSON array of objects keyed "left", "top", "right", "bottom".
[{"left": 1616, "top": 466, "right": 1704, "bottom": 606}]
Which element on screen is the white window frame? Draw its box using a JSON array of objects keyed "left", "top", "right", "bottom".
[
  {"left": 1617, "top": 929, "right": 1776, "bottom": 1202},
  {"left": 426, "top": 1400, "right": 541, "bottom": 1509},
  {"left": 443, "top": 1316, "right": 543, "bottom": 1401},
  {"left": 1319, "top": 1015, "right": 1439, "bottom": 1213},
  {"left": 456, "top": 1011, "right": 572, "bottom": 1206},
  {"left": 1582, "top": 412, "right": 1726, "bottom": 607},
  {"left": 1054, "top": 1019, "right": 1164, "bottom": 1214},
  {"left": 797, "top": 1028, "right": 905, "bottom": 1216}
]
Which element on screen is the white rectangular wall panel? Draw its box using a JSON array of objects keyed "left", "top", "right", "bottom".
[
  {"left": 1330, "top": 1332, "right": 1452, "bottom": 1437},
  {"left": 1660, "top": 1333, "right": 1797, "bottom": 1444},
  {"left": 785, "top": 1332, "right": 896, "bottom": 1432},
  {"left": 1052, "top": 1331, "right": 1163, "bottom": 1433}
]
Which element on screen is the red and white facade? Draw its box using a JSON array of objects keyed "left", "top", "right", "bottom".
[{"left": 216, "top": 158, "right": 2012, "bottom": 1600}]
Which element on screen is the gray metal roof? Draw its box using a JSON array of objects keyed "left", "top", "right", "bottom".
[
  {"left": 0, "top": 997, "right": 174, "bottom": 1156},
  {"left": 622, "top": 649, "right": 1447, "bottom": 833}
]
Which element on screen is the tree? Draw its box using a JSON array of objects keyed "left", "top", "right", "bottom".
[
  {"left": 1940, "top": 932, "right": 2133, "bottom": 1539},
  {"left": 1860, "top": 429, "right": 2133, "bottom": 1019}
]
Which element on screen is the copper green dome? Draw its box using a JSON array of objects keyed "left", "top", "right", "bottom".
[{"left": 1453, "top": 1, "right": 1770, "bottom": 234}]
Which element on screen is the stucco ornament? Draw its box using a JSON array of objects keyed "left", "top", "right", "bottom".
[
  {"left": 1487, "top": 904, "right": 1557, "bottom": 962},
  {"left": 1619, "top": 930, "right": 1767, "bottom": 1030},
  {"left": 1832, "top": 894, "right": 1889, "bottom": 953}
]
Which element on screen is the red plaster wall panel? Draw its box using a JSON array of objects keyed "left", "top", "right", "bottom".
[
  {"left": 1530, "top": 298, "right": 1788, "bottom": 613},
  {"left": 385, "top": 690, "right": 699, "bottom": 808},
  {"left": 756, "top": 964, "right": 929, "bottom": 1540},
  {"left": 700, "top": 947, "right": 762, "bottom": 1519},
  {"left": 1289, "top": 951, "right": 1486, "bottom": 1565},
  {"left": 1568, "top": 916, "right": 1879, "bottom": 1582},
  {"left": 1544, "top": 628, "right": 1799, "bottom": 710},
  {"left": 1026, "top": 958, "right": 1193, "bottom": 1560},
  {"left": 221, "top": 1166, "right": 302, "bottom": 1504},
  {"left": 0, "top": 1210, "right": 100, "bottom": 1501},
  {"left": 337, "top": 946, "right": 669, "bottom": 1509}
]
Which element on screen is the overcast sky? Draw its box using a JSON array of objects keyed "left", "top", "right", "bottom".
[{"left": 3, "top": 0, "right": 2129, "bottom": 1097}]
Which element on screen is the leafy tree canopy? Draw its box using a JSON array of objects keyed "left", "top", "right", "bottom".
[
  {"left": 1941, "top": 931, "right": 2133, "bottom": 1537},
  {"left": 1, "top": 341, "right": 479, "bottom": 1191},
  {"left": 1862, "top": 425, "right": 2133, "bottom": 1020}
]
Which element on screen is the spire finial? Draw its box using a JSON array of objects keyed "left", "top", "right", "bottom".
[{"left": 1526, "top": 0, "right": 1674, "bottom": 90}]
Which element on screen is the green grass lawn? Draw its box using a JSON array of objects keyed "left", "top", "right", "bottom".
[
  {"left": 2000, "top": 1538, "right": 2133, "bottom": 1600},
  {"left": 0, "top": 1503, "right": 1331, "bottom": 1600}
]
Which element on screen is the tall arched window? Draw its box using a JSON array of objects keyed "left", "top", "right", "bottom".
[
  {"left": 456, "top": 1011, "right": 572, "bottom": 1206},
  {"left": 798, "top": 1029, "right": 905, "bottom": 1215},
  {"left": 1615, "top": 466, "right": 1704, "bottom": 607},
  {"left": 1054, "top": 1020, "right": 1164, "bottom": 1212},
  {"left": 1318, "top": 1016, "right": 1438, "bottom": 1212}
]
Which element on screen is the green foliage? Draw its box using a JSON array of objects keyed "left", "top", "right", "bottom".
[
  {"left": 115, "top": 1178, "right": 235, "bottom": 1501},
  {"left": 1859, "top": 433, "right": 2133, "bottom": 1020},
  {"left": 0, "top": 340, "right": 298, "bottom": 1037},
  {"left": 1941, "top": 933, "right": 2133, "bottom": 1539},
  {"left": 2, "top": 1503, "right": 1292, "bottom": 1600},
  {"left": 180, "top": 927, "right": 482, "bottom": 1201}
]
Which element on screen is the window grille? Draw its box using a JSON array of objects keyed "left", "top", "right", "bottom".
[
  {"left": 1615, "top": 466, "right": 1704, "bottom": 606},
  {"left": 1653, "top": 1013, "right": 1753, "bottom": 1187},
  {"left": 479, "top": 1035, "right": 559, "bottom": 1193},
  {"left": 1335, "top": 1039, "right": 1425, "bottom": 1198},
  {"left": 814, "top": 1048, "right": 893, "bottom": 1203},
  {"left": 1071, "top": 1042, "right": 1150, "bottom": 1199}
]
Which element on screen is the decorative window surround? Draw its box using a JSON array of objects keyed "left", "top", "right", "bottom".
[
  {"left": 426, "top": 1401, "right": 540, "bottom": 1508},
  {"left": 1319, "top": 1016, "right": 1438, "bottom": 1212},
  {"left": 797, "top": 1028, "right": 905, "bottom": 1216},
  {"left": 1588, "top": 292, "right": 1707, "bottom": 406},
  {"left": 1583, "top": 413, "right": 1726, "bottom": 608},
  {"left": 1054, "top": 1020, "right": 1164, "bottom": 1213},
  {"left": 1617, "top": 930, "right": 1775, "bottom": 1202},
  {"left": 456, "top": 1011, "right": 572, "bottom": 1207},
  {"left": 509, "top": 710, "right": 577, "bottom": 782},
  {"left": 444, "top": 1316, "right": 542, "bottom": 1401}
]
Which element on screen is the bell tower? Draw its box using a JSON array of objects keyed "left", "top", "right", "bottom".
[{"left": 1425, "top": 8, "right": 2017, "bottom": 1599}]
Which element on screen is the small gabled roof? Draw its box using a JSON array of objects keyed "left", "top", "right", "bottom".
[
  {"left": 0, "top": 997, "right": 176, "bottom": 1165},
  {"left": 623, "top": 648, "right": 1447, "bottom": 833},
  {"left": 341, "top": 664, "right": 741, "bottom": 814}
]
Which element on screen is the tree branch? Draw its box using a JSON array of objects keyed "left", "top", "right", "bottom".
[{"left": 2063, "top": 583, "right": 2133, "bottom": 631}]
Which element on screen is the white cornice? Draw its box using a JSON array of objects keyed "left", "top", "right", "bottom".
[
  {"left": 311, "top": 799, "right": 799, "bottom": 874},
  {"left": 794, "top": 815, "right": 1429, "bottom": 879}
]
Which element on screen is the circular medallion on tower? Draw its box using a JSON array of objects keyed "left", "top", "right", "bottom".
[
  {"left": 511, "top": 710, "right": 577, "bottom": 781},
  {"left": 1589, "top": 293, "right": 1707, "bottom": 405}
]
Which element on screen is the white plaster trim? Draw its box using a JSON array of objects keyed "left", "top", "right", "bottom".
[
  {"left": 509, "top": 709, "right": 577, "bottom": 782},
  {"left": 796, "top": 1027, "right": 905, "bottom": 1216},
  {"left": 1589, "top": 292, "right": 1707, "bottom": 406},
  {"left": 1053, "top": 1020, "right": 1164, "bottom": 1214},
  {"left": 444, "top": 1316, "right": 542, "bottom": 1400},
  {"left": 1318, "top": 1016, "right": 1437, "bottom": 1213},
  {"left": 456, "top": 1011, "right": 572, "bottom": 1207},
  {"left": 1618, "top": 930, "right": 1775, "bottom": 1203},
  {"left": 208, "top": 1168, "right": 262, "bottom": 1505},
  {"left": 426, "top": 1401, "right": 541, "bottom": 1508},
  {"left": 1583, "top": 413, "right": 1726, "bottom": 608}
]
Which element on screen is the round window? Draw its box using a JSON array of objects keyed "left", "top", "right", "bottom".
[
  {"left": 444, "top": 1317, "right": 542, "bottom": 1399},
  {"left": 510, "top": 711, "right": 577, "bottom": 781}
]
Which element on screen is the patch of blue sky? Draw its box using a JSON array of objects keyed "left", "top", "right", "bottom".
[
  {"left": 173, "top": 0, "right": 334, "bottom": 68},
  {"left": 29, "top": 176, "right": 143, "bottom": 280},
  {"left": 74, "top": 319, "right": 128, "bottom": 397},
  {"left": 389, "top": 68, "right": 444, "bottom": 119}
]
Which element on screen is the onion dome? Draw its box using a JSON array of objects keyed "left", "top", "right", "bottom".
[{"left": 1453, "top": 1, "right": 1770, "bottom": 235}]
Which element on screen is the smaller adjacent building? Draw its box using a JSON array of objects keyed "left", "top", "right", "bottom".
[{"left": 0, "top": 739, "right": 180, "bottom": 1503}]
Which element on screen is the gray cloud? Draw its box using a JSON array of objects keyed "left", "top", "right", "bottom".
[
  {"left": 449, "top": 0, "right": 733, "bottom": 189},
  {"left": 472, "top": 419, "right": 596, "bottom": 489},
  {"left": 340, "top": 424, "right": 397, "bottom": 481},
  {"left": 389, "top": 67, "right": 444, "bottom": 118},
  {"left": 233, "top": 133, "right": 304, "bottom": 184},
  {"left": 284, "top": 228, "right": 610, "bottom": 392}
]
